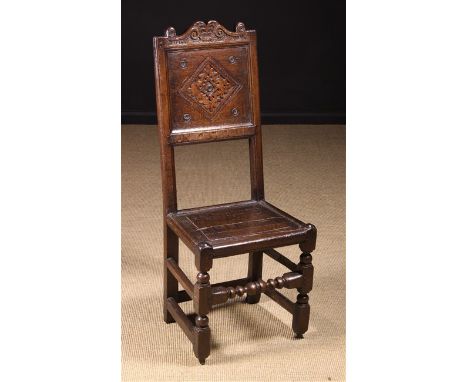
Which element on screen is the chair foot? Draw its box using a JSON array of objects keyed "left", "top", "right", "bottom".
[
  {"left": 198, "top": 359, "right": 205, "bottom": 365},
  {"left": 163, "top": 308, "right": 175, "bottom": 324},
  {"left": 245, "top": 294, "right": 261, "bottom": 304},
  {"left": 292, "top": 251, "right": 313, "bottom": 337},
  {"left": 193, "top": 271, "right": 211, "bottom": 362},
  {"left": 292, "top": 293, "right": 311, "bottom": 337},
  {"left": 294, "top": 333, "right": 304, "bottom": 339},
  {"left": 193, "top": 317, "right": 210, "bottom": 363}
]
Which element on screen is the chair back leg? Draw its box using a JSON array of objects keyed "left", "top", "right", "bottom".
[{"left": 164, "top": 226, "right": 179, "bottom": 323}]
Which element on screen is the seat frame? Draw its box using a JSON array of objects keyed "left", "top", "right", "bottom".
[{"left": 153, "top": 20, "right": 317, "bottom": 364}]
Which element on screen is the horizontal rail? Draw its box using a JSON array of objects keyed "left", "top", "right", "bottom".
[
  {"left": 166, "top": 297, "right": 195, "bottom": 343},
  {"left": 175, "top": 290, "right": 192, "bottom": 303},
  {"left": 166, "top": 258, "right": 194, "bottom": 299},
  {"left": 211, "top": 272, "right": 303, "bottom": 305},
  {"left": 169, "top": 125, "right": 255, "bottom": 146},
  {"left": 264, "top": 249, "right": 297, "bottom": 271},
  {"left": 264, "top": 289, "right": 295, "bottom": 314},
  {"left": 175, "top": 277, "right": 250, "bottom": 304}
]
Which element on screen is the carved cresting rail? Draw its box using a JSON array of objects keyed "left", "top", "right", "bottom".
[{"left": 164, "top": 20, "right": 247, "bottom": 45}]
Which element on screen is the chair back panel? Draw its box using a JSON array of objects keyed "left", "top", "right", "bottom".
[
  {"left": 154, "top": 21, "right": 260, "bottom": 145},
  {"left": 154, "top": 21, "right": 264, "bottom": 213}
]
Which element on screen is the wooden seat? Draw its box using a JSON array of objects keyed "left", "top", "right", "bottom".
[
  {"left": 153, "top": 20, "right": 317, "bottom": 365},
  {"left": 167, "top": 200, "right": 311, "bottom": 258}
]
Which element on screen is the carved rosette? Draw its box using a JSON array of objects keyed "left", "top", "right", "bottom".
[
  {"left": 164, "top": 21, "right": 248, "bottom": 46},
  {"left": 177, "top": 57, "right": 242, "bottom": 119}
]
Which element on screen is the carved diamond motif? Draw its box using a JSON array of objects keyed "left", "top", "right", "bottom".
[{"left": 178, "top": 57, "right": 242, "bottom": 119}]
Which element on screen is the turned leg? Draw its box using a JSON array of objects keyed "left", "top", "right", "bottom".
[
  {"left": 193, "top": 243, "right": 213, "bottom": 364},
  {"left": 164, "top": 226, "right": 178, "bottom": 323},
  {"left": 246, "top": 251, "right": 263, "bottom": 304},
  {"left": 292, "top": 252, "right": 313, "bottom": 338},
  {"left": 292, "top": 224, "right": 317, "bottom": 338},
  {"left": 193, "top": 272, "right": 211, "bottom": 364}
]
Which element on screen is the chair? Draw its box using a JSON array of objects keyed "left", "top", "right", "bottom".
[{"left": 153, "top": 20, "right": 317, "bottom": 364}]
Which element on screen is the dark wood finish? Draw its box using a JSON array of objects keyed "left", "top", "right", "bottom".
[
  {"left": 153, "top": 20, "right": 318, "bottom": 364},
  {"left": 292, "top": 253, "right": 314, "bottom": 338},
  {"left": 166, "top": 257, "right": 194, "bottom": 299},
  {"left": 163, "top": 227, "right": 178, "bottom": 323},
  {"left": 193, "top": 271, "right": 211, "bottom": 364},
  {"left": 155, "top": 21, "right": 257, "bottom": 147},
  {"left": 166, "top": 297, "right": 194, "bottom": 342},
  {"left": 174, "top": 289, "right": 193, "bottom": 304},
  {"left": 264, "top": 248, "right": 297, "bottom": 272},
  {"left": 176, "top": 277, "right": 250, "bottom": 304},
  {"left": 166, "top": 200, "right": 310, "bottom": 258},
  {"left": 246, "top": 251, "right": 262, "bottom": 304},
  {"left": 210, "top": 271, "right": 303, "bottom": 305}
]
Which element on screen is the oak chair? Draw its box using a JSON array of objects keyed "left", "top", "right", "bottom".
[{"left": 153, "top": 21, "right": 317, "bottom": 364}]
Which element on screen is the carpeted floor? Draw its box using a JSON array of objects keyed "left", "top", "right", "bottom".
[{"left": 122, "top": 124, "right": 345, "bottom": 381}]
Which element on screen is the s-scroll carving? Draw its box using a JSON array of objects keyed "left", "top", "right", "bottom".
[{"left": 164, "top": 21, "right": 249, "bottom": 46}]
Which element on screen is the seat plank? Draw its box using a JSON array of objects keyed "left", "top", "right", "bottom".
[{"left": 167, "top": 200, "right": 309, "bottom": 257}]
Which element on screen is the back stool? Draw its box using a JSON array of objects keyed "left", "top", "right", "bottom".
[{"left": 153, "top": 20, "right": 317, "bottom": 364}]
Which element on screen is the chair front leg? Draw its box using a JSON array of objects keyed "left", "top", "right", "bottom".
[
  {"left": 246, "top": 251, "right": 263, "bottom": 304},
  {"left": 193, "top": 243, "right": 213, "bottom": 364},
  {"left": 292, "top": 224, "right": 317, "bottom": 338},
  {"left": 292, "top": 252, "right": 313, "bottom": 338}
]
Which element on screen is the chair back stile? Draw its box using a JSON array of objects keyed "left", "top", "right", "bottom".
[{"left": 153, "top": 20, "right": 264, "bottom": 215}]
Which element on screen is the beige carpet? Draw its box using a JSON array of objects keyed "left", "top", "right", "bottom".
[{"left": 122, "top": 124, "right": 345, "bottom": 381}]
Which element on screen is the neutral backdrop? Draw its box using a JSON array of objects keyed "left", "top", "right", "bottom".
[{"left": 122, "top": 0, "right": 346, "bottom": 124}]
